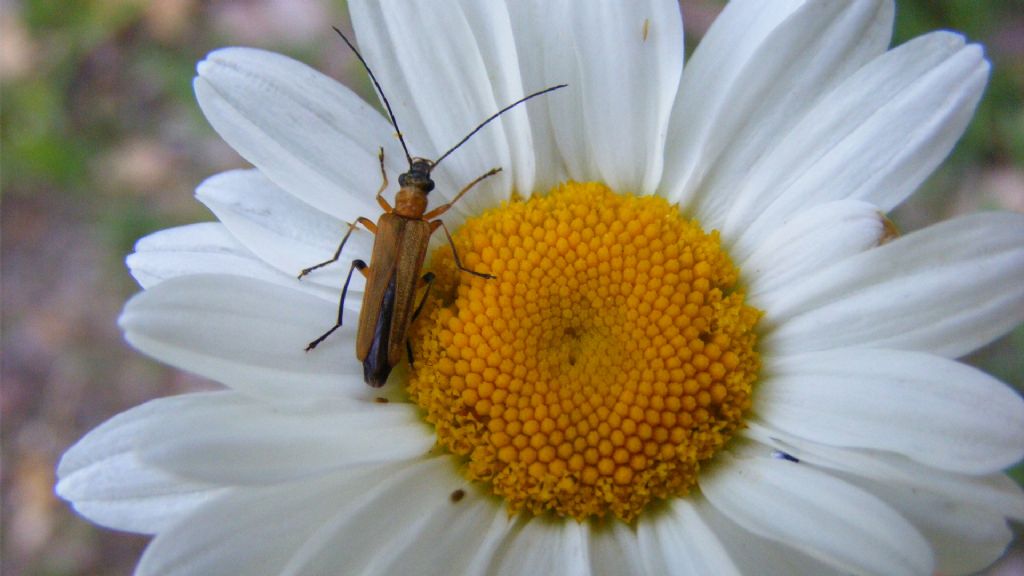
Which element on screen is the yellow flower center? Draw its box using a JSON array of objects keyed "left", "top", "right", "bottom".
[{"left": 409, "top": 182, "right": 761, "bottom": 522}]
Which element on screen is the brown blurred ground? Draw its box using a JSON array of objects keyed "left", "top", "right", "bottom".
[{"left": 2, "top": 1, "right": 1022, "bottom": 575}]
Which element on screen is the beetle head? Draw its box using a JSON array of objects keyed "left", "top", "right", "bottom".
[{"left": 399, "top": 158, "right": 435, "bottom": 193}]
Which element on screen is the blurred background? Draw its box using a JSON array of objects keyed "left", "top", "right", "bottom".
[{"left": 2, "top": 0, "right": 1022, "bottom": 574}]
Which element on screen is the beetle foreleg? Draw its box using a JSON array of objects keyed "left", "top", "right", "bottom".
[
  {"left": 298, "top": 217, "right": 376, "bottom": 279},
  {"left": 433, "top": 220, "right": 495, "bottom": 279},
  {"left": 305, "top": 259, "right": 368, "bottom": 351},
  {"left": 421, "top": 167, "right": 502, "bottom": 220},
  {"left": 375, "top": 147, "right": 393, "bottom": 213}
]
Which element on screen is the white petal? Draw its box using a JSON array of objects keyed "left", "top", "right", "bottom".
[
  {"left": 637, "top": 500, "right": 741, "bottom": 576},
  {"left": 701, "top": 452, "right": 933, "bottom": 576},
  {"left": 491, "top": 517, "right": 589, "bottom": 576},
  {"left": 758, "top": 349, "right": 1024, "bottom": 474},
  {"left": 695, "top": 493, "right": 849, "bottom": 576},
  {"left": 586, "top": 521, "right": 645, "bottom": 576},
  {"left": 743, "top": 422, "right": 1024, "bottom": 522},
  {"left": 349, "top": 0, "right": 523, "bottom": 218},
  {"left": 127, "top": 223, "right": 302, "bottom": 292},
  {"left": 134, "top": 393, "right": 431, "bottom": 485},
  {"left": 540, "top": 0, "right": 683, "bottom": 194},
  {"left": 504, "top": 1, "right": 570, "bottom": 193},
  {"left": 849, "top": 474, "right": 1015, "bottom": 575},
  {"left": 120, "top": 274, "right": 362, "bottom": 400},
  {"left": 56, "top": 394, "right": 229, "bottom": 534},
  {"left": 664, "top": 0, "right": 892, "bottom": 212},
  {"left": 740, "top": 200, "right": 886, "bottom": 298},
  {"left": 279, "top": 458, "right": 514, "bottom": 576},
  {"left": 136, "top": 464, "right": 396, "bottom": 576},
  {"left": 194, "top": 47, "right": 398, "bottom": 221},
  {"left": 726, "top": 32, "right": 988, "bottom": 251},
  {"left": 766, "top": 212, "right": 1024, "bottom": 358},
  {"left": 370, "top": 485, "right": 515, "bottom": 576},
  {"left": 454, "top": 0, "right": 542, "bottom": 197},
  {"left": 195, "top": 168, "right": 373, "bottom": 298}
]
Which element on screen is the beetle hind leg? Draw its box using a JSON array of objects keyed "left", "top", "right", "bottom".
[
  {"left": 404, "top": 272, "right": 437, "bottom": 368},
  {"left": 298, "top": 217, "right": 377, "bottom": 279},
  {"left": 306, "top": 259, "right": 368, "bottom": 351}
]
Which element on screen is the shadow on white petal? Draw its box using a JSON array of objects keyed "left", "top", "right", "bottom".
[
  {"left": 742, "top": 422, "right": 1024, "bottom": 521},
  {"left": 665, "top": 0, "right": 891, "bottom": 214},
  {"left": 700, "top": 451, "right": 933, "bottom": 575},
  {"left": 636, "top": 499, "right": 741, "bottom": 576},
  {"left": 194, "top": 47, "right": 398, "bottom": 221},
  {"left": 765, "top": 212, "right": 1024, "bottom": 359},
  {"left": 120, "top": 274, "right": 363, "bottom": 401},
  {"left": 136, "top": 463, "right": 402, "bottom": 576},
  {"left": 726, "top": 32, "right": 987, "bottom": 251},
  {"left": 57, "top": 393, "right": 234, "bottom": 534},
  {"left": 133, "top": 392, "right": 432, "bottom": 485},
  {"left": 695, "top": 492, "right": 853, "bottom": 576},
  {"left": 281, "top": 457, "right": 518, "bottom": 576},
  {"left": 739, "top": 200, "right": 884, "bottom": 298},
  {"left": 196, "top": 169, "right": 374, "bottom": 294},
  {"left": 843, "top": 471, "right": 1015, "bottom": 575},
  {"left": 757, "top": 349, "right": 1024, "bottom": 474},
  {"left": 128, "top": 222, "right": 336, "bottom": 303}
]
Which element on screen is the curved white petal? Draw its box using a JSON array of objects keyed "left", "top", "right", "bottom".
[
  {"left": 695, "top": 494, "right": 849, "bottom": 576},
  {"left": 136, "top": 464, "right": 399, "bottom": 576},
  {"left": 127, "top": 223, "right": 319, "bottom": 297},
  {"left": 194, "top": 47, "right": 399, "bottom": 221},
  {"left": 743, "top": 422, "right": 1024, "bottom": 522},
  {"left": 701, "top": 452, "right": 933, "bottom": 576},
  {"left": 503, "top": 2, "right": 569, "bottom": 193},
  {"left": 364, "top": 484, "right": 515, "bottom": 576},
  {"left": 726, "top": 32, "right": 988, "bottom": 251},
  {"left": 740, "top": 200, "right": 886, "bottom": 299},
  {"left": 279, "top": 458, "right": 514, "bottom": 576},
  {"left": 757, "top": 349, "right": 1024, "bottom": 474},
  {"left": 637, "top": 500, "right": 741, "bottom": 576},
  {"left": 586, "top": 520, "right": 645, "bottom": 576},
  {"left": 490, "top": 517, "right": 589, "bottom": 576},
  {"left": 849, "top": 474, "right": 1015, "bottom": 575},
  {"left": 766, "top": 212, "right": 1024, "bottom": 358},
  {"left": 56, "top": 394, "right": 229, "bottom": 534},
  {"left": 539, "top": 0, "right": 683, "bottom": 194},
  {"left": 664, "top": 0, "right": 892, "bottom": 213},
  {"left": 119, "top": 274, "right": 363, "bottom": 400},
  {"left": 195, "top": 169, "right": 374, "bottom": 294},
  {"left": 349, "top": 0, "right": 523, "bottom": 218},
  {"left": 134, "top": 393, "right": 431, "bottom": 485}
]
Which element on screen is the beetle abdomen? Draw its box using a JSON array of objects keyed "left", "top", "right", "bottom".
[{"left": 363, "top": 277, "right": 396, "bottom": 387}]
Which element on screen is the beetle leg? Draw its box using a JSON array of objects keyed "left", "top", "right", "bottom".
[
  {"left": 432, "top": 220, "right": 495, "bottom": 279},
  {"left": 421, "top": 167, "right": 502, "bottom": 220},
  {"left": 411, "top": 272, "right": 436, "bottom": 321},
  {"left": 376, "top": 147, "right": 393, "bottom": 213},
  {"left": 405, "top": 272, "right": 437, "bottom": 368},
  {"left": 298, "top": 217, "right": 377, "bottom": 279},
  {"left": 305, "top": 259, "right": 368, "bottom": 351}
]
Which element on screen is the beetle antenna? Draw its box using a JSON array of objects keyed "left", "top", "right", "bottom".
[
  {"left": 332, "top": 26, "right": 413, "bottom": 166},
  {"left": 432, "top": 84, "right": 568, "bottom": 170}
]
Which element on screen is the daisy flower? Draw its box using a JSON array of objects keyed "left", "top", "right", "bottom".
[{"left": 57, "top": 1, "right": 1024, "bottom": 574}]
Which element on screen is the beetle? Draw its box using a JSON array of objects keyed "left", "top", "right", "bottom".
[{"left": 298, "top": 27, "right": 566, "bottom": 387}]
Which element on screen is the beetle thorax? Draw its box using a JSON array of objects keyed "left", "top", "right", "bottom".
[{"left": 394, "top": 186, "right": 429, "bottom": 218}]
